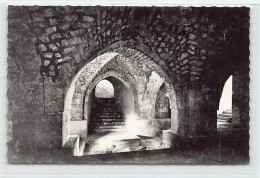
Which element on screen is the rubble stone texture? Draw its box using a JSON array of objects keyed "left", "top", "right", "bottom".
[{"left": 7, "top": 6, "right": 249, "bottom": 161}]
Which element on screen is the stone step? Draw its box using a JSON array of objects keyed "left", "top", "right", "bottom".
[
  {"left": 97, "top": 112, "right": 121, "bottom": 115},
  {"left": 96, "top": 115, "right": 122, "bottom": 118},
  {"left": 218, "top": 117, "right": 232, "bottom": 123},
  {"left": 94, "top": 125, "right": 125, "bottom": 129},
  {"left": 222, "top": 111, "right": 232, "bottom": 114},
  {"left": 92, "top": 128, "right": 127, "bottom": 132},
  {"left": 95, "top": 116, "right": 122, "bottom": 119},
  {"left": 89, "top": 98, "right": 124, "bottom": 132},
  {"left": 223, "top": 115, "right": 232, "bottom": 118},
  {"left": 98, "top": 114, "right": 122, "bottom": 117},
  {"left": 218, "top": 117, "right": 232, "bottom": 120},
  {"left": 91, "top": 116, "right": 124, "bottom": 120},
  {"left": 90, "top": 124, "right": 124, "bottom": 127},
  {"left": 95, "top": 118, "right": 123, "bottom": 121},
  {"left": 93, "top": 114, "right": 123, "bottom": 118},
  {"left": 99, "top": 108, "right": 117, "bottom": 111}
]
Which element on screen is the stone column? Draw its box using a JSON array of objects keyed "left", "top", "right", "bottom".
[
  {"left": 232, "top": 70, "right": 250, "bottom": 126},
  {"left": 163, "top": 88, "right": 218, "bottom": 147},
  {"left": 188, "top": 89, "right": 217, "bottom": 137}
]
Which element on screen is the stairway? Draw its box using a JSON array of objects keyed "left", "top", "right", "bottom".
[
  {"left": 89, "top": 98, "right": 125, "bottom": 132},
  {"left": 86, "top": 98, "right": 140, "bottom": 155},
  {"left": 218, "top": 109, "right": 232, "bottom": 123}
]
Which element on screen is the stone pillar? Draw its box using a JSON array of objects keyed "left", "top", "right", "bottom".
[
  {"left": 232, "top": 70, "right": 250, "bottom": 126},
  {"left": 163, "top": 89, "right": 218, "bottom": 147},
  {"left": 180, "top": 89, "right": 217, "bottom": 137}
]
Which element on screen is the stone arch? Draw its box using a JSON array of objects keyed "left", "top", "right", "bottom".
[
  {"left": 62, "top": 52, "right": 119, "bottom": 145},
  {"left": 95, "top": 79, "right": 115, "bottom": 98},
  {"left": 217, "top": 75, "right": 233, "bottom": 126},
  {"left": 83, "top": 70, "right": 137, "bottom": 121},
  {"left": 143, "top": 74, "right": 179, "bottom": 133},
  {"left": 218, "top": 75, "right": 233, "bottom": 112},
  {"left": 63, "top": 52, "right": 118, "bottom": 112},
  {"left": 163, "top": 82, "right": 179, "bottom": 133},
  {"left": 85, "top": 73, "right": 137, "bottom": 133},
  {"left": 62, "top": 43, "right": 181, "bottom": 145},
  {"left": 82, "top": 39, "right": 180, "bottom": 89},
  {"left": 140, "top": 71, "right": 165, "bottom": 119},
  {"left": 71, "top": 44, "right": 178, "bottom": 121}
]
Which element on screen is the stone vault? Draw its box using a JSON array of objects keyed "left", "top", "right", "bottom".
[{"left": 7, "top": 6, "right": 249, "bottom": 158}]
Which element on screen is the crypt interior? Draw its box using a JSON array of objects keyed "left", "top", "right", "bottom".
[{"left": 7, "top": 6, "right": 249, "bottom": 164}]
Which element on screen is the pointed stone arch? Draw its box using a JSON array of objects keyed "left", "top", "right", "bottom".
[
  {"left": 83, "top": 69, "right": 137, "bottom": 122},
  {"left": 62, "top": 42, "right": 181, "bottom": 147}
]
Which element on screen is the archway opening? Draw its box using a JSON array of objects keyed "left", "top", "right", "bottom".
[
  {"left": 217, "top": 75, "right": 233, "bottom": 127},
  {"left": 62, "top": 45, "right": 180, "bottom": 155},
  {"left": 87, "top": 76, "right": 136, "bottom": 134},
  {"left": 88, "top": 79, "right": 124, "bottom": 133},
  {"left": 85, "top": 76, "right": 141, "bottom": 154},
  {"left": 95, "top": 79, "right": 114, "bottom": 98},
  {"left": 155, "top": 83, "right": 171, "bottom": 119},
  {"left": 150, "top": 82, "right": 174, "bottom": 134}
]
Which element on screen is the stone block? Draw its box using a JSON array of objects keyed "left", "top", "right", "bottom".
[
  {"left": 68, "top": 37, "right": 83, "bottom": 45},
  {"left": 63, "top": 46, "right": 76, "bottom": 54},
  {"left": 201, "top": 33, "right": 207, "bottom": 38},
  {"left": 82, "top": 16, "right": 95, "bottom": 23},
  {"left": 49, "top": 18, "right": 58, "bottom": 26},
  {"left": 31, "top": 13, "right": 44, "bottom": 22},
  {"left": 39, "top": 34, "right": 50, "bottom": 42},
  {"left": 189, "top": 34, "right": 196, "bottom": 40},
  {"left": 43, "top": 52, "right": 53, "bottom": 58},
  {"left": 38, "top": 44, "right": 47, "bottom": 51},
  {"left": 180, "top": 58, "right": 189, "bottom": 66},
  {"left": 61, "top": 39, "right": 70, "bottom": 47},
  {"left": 70, "top": 29, "right": 85, "bottom": 36},
  {"left": 64, "top": 15, "right": 77, "bottom": 22},
  {"left": 45, "top": 26, "right": 57, "bottom": 35},
  {"left": 55, "top": 53, "right": 61, "bottom": 58},
  {"left": 74, "top": 23, "right": 91, "bottom": 29},
  {"left": 180, "top": 52, "right": 189, "bottom": 60},
  {"left": 59, "top": 24, "right": 70, "bottom": 30},
  {"left": 180, "top": 38, "right": 186, "bottom": 45},
  {"left": 49, "top": 43, "right": 58, "bottom": 51},
  {"left": 43, "top": 8, "right": 56, "bottom": 17},
  {"left": 187, "top": 40, "right": 198, "bottom": 46},
  {"left": 70, "top": 120, "right": 88, "bottom": 138},
  {"left": 162, "top": 130, "right": 180, "bottom": 147},
  {"left": 51, "top": 33, "right": 62, "bottom": 40}
]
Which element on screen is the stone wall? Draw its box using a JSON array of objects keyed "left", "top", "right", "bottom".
[
  {"left": 7, "top": 7, "right": 63, "bottom": 159},
  {"left": 7, "top": 6, "right": 250, "bottom": 158}
]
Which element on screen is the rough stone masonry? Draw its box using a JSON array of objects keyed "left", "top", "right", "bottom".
[{"left": 7, "top": 6, "right": 249, "bottom": 161}]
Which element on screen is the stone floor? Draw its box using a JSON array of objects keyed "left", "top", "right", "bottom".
[
  {"left": 84, "top": 130, "right": 142, "bottom": 155},
  {"left": 8, "top": 127, "right": 249, "bottom": 164},
  {"left": 84, "top": 130, "right": 167, "bottom": 155}
]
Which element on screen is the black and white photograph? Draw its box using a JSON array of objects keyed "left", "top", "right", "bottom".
[{"left": 5, "top": 5, "right": 252, "bottom": 166}]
